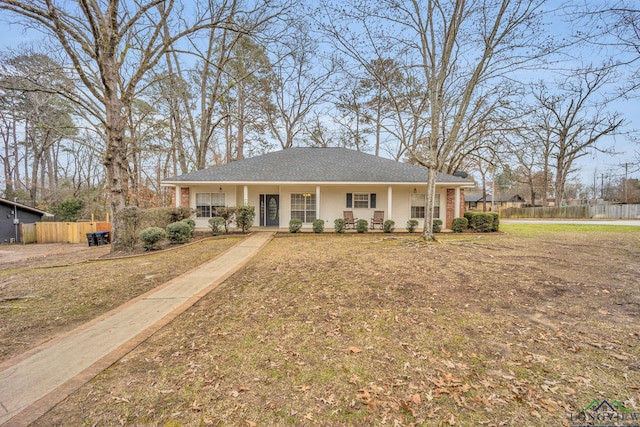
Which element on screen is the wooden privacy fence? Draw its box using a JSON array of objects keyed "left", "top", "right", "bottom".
[
  {"left": 501, "top": 204, "right": 640, "bottom": 219},
  {"left": 21, "top": 221, "right": 111, "bottom": 244}
]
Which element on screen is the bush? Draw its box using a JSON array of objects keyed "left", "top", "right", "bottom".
[
  {"left": 406, "top": 219, "right": 419, "bottom": 233},
  {"left": 452, "top": 217, "right": 468, "bottom": 233},
  {"left": 468, "top": 212, "right": 494, "bottom": 232},
  {"left": 166, "top": 221, "right": 193, "bottom": 244},
  {"left": 491, "top": 212, "right": 500, "bottom": 231},
  {"left": 181, "top": 218, "right": 195, "bottom": 237},
  {"left": 312, "top": 219, "right": 324, "bottom": 233},
  {"left": 236, "top": 205, "right": 255, "bottom": 233},
  {"left": 289, "top": 218, "right": 303, "bottom": 233},
  {"left": 383, "top": 219, "right": 395, "bottom": 233},
  {"left": 115, "top": 206, "right": 143, "bottom": 250},
  {"left": 165, "top": 206, "right": 195, "bottom": 224},
  {"left": 214, "top": 207, "right": 236, "bottom": 233},
  {"left": 334, "top": 218, "right": 346, "bottom": 233},
  {"left": 356, "top": 219, "right": 368, "bottom": 233},
  {"left": 433, "top": 219, "right": 443, "bottom": 233},
  {"left": 208, "top": 217, "right": 226, "bottom": 235},
  {"left": 139, "top": 227, "right": 166, "bottom": 251},
  {"left": 464, "top": 211, "right": 474, "bottom": 224},
  {"left": 52, "top": 198, "right": 84, "bottom": 222}
]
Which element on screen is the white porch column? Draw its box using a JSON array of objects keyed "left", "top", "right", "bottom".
[
  {"left": 243, "top": 185, "right": 248, "bottom": 205},
  {"left": 175, "top": 186, "right": 181, "bottom": 207},
  {"left": 387, "top": 185, "right": 393, "bottom": 219},
  {"left": 316, "top": 185, "right": 321, "bottom": 220},
  {"left": 455, "top": 187, "right": 461, "bottom": 218}
]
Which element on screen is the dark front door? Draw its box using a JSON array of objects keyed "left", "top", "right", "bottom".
[{"left": 265, "top": 194, "right": 279, "bottom": 226}]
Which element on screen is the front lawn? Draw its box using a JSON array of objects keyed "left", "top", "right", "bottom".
[{"left": 31, "top": 227, "right": 640, "bottom": 426}]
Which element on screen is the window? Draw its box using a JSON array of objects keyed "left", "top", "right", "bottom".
[
  {"left": 346, "top": 193, "right": 376, "bottom": 209},
  {"left": 411, "top": 193, "right": 440, "bottom": 218},
  {"left": 291, "top": 193, "right": 316, "bottom": 223},
  {"left": 196, "top": 193, "right": 226, "bottom": 217}
]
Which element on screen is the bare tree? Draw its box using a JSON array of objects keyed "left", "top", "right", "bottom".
[
  {"left": 0, "top": 0, "right": 266, "bottom": 249},
  {"left": 530, "top": 69, "right": 623, "bottom": 205},
  {"left": 267, "top": 19, "right": 335, "bottom": 149},
  {"left": 569, "top": 1, "right": 640, "bottom": 96},
  {"left": 322, "top": 0, "right": 551, "bottom": 239}
]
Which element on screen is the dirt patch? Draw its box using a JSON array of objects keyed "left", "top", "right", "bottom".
[
  {"left": 0, "top": 243, "right": 109, "bottom": 268},
  {"left": 11, "top": 229, "right": 640, "bottom": 426}
]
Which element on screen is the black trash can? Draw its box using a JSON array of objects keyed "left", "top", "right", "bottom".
[
  {"left": 86, "top": 232, "right": 97, "bottom": 246},
  {"left": 95, "top": 231, "right": 110, "bottom": 245}
]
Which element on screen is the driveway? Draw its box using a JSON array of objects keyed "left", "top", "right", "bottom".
[{"left": 501, "top": 219, "right": 640, "bottom": 226}]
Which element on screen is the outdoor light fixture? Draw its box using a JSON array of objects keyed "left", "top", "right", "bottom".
[
  {"left": 413, "top": 188, "right": 417, "bottom": 193},
  {"left": 219, "top": 186, "right": 223, "bottom": 192}
]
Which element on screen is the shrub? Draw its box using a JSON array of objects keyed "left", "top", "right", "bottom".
[
  {"left": 491, "top": 212, "right": 500, "bottom": 231},
  {"left": 356, "top": 219, "right": 368, "bottom": 233},
  {"left": 452, "top": 217, "right": 468, "bottom": 233},
  {"left": 464, "top": 211, "right": 474, "bottom": 223},
  {"left": 334, "top": 218, "right": 346, "bottom": 233},
  {"left": 208, "top": 217, "right": 226, "bottom": 235},
  {"left": 433, "top": 219, "right": 443, "bottom": 233},
  {"left": 165, "top": 206, "right": 195, "bottom": 224},
  {"left": 406, "top": 219, "right": 419, "bottom": 233},
  {"left": 139, "top": 227, "right": 166, "bottom": 251},
  {"left": 236, "top": 205, "right": 255, "bottom": 233},
  {"left": 214, "top": 207, "right": 236, "bottom": 233},
  {"left": 115, "top": 206, "right": 143, "bottom": 250},
  {"left": 468, "top": 212, "right": 494, "bottom": 232},
  {"left": 181, "top": 218, "right": 196, "bottom": 237},
  {"left": 289, "top": 218, "right": 303, "bottom": 233},
  {"left": 166, "top": 221, "right": 192, "bottom": 244},
  {"left": 383, "top": 219, "right": 395, "bottom": 233},
  {"left": 52, "top": 198, "right": 84, "bottom": 222},
  {"left": 312, "top": 219, "right": 324, "bottom": 233}
]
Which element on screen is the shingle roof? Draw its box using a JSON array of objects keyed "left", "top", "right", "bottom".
[
  {"left": 0, "top": 198, "right": 52, "bottom": 216},
  {"left": 163, "top": 147, "right": 472, "bottom": 185}
]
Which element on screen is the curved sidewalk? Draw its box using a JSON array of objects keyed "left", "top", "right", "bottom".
[{"left": 0, "top": 232, "right": 274, "bottom": 427}]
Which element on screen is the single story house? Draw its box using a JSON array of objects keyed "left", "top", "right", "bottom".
[
  {"left": 161, "top": 147, "right": 473, "bottom": 230},
  {"left": 0, "top": 198, "right": 52, "bottom": 243},
  {"left": 465, "top": 192, "right": 526, "bottom": 212}
]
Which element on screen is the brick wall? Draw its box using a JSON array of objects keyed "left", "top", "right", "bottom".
[
  {"left": 180, "top": 187, "right": 190, "bottom": 208},
  {"left": 446, "top": 189, "right": 455, "bottom": 229},
  {"left": 445, "top": 188, "right": 466, "bottom": 229}
]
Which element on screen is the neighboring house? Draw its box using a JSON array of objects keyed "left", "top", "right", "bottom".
[
  {"left": 0, "top": 198, "right": 52, "bottom": 243},
  {"left": 465, "top": 192, "right": 526, "bottom": 212},
  {"left": 162, "top": 147, "right": 474, "bottom": 230}
]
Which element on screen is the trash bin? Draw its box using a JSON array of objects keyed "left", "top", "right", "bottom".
[
  {"left": 86, "top": 232, "right": 97, "bottom": 246},
  {"left": 95, "top": 231, "right": 110, "bottom": 245}
]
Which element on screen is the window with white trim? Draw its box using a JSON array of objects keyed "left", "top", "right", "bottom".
[
  {"left": 411, "top": 193, "right": 440, "bottom": 218},
  {"left": 196, "top": 193, "right": 226, "bottom": 217},
  {"left": 291, "top": 193, "right": 316, "bottom": 223},
  {"left": 346, "top": 193, "right": 377, "bottom": 209}
]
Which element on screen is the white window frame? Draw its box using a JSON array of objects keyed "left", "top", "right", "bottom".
[
  {"left": 290, "top": 193, "right": 316, "bottom": 223},
  {"left": 195, "top": 192, "right": 226, "bottom": 218},
  {"left": 410, "top": 193, "right": 440, "bottom": 219}
]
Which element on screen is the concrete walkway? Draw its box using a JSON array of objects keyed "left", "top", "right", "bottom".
[{"left": 0, "top": 232, "right": 274, "bottom": 427}]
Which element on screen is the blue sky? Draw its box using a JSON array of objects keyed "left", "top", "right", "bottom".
[{"left": 0, "top": 5, "right": 637, "bottom": 190}]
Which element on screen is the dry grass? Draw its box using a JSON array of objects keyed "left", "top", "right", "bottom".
[
  {"left": 0, "top": 236, "right": 242, "bottom": 362},
  {"left": 13, "top": 226, "right": 640, "bottom": 426}
]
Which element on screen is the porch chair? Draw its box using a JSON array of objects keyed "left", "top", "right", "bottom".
[
  {"left": 370, "top": 210, "right": 384, "bottom": 229},
  {"left": 343, "top": 211, "right": 358, "bottom": 229}
]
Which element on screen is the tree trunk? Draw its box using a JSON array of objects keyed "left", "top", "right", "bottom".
[
  {"left": 104, "top": 96, "right": 129, "bottom": 250},
  {"left": 421, "top": 163, "right": 438, "bottom": 241}
]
